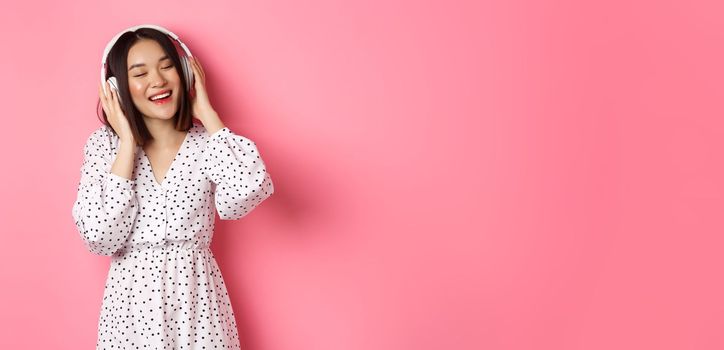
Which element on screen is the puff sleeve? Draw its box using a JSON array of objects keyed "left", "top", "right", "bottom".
[
  {"left": 203, "top": 127, "right": 274, "bottom": 220},
  {"left": 71, "top": 128, "right": 139, "bottom": 256}
]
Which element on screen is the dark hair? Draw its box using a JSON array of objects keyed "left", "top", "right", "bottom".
[{"left": 96, "top": 27, "right": 193, "bottom": 147}]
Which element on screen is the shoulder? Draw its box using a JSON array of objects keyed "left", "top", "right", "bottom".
[
  {"left": 88, "top": 124, "right": 114, "bottom": 141},
  {"left": 82, "top": 125, "right": 115, "bottom": 156}
]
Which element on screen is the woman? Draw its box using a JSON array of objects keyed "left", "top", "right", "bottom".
[{"left": 71, "top": 26, "right": 274, "bottom": 349}]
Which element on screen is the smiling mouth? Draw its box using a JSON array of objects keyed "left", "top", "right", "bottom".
[{"left": 149, "top": 90, "right": 172, "bottom": 104}]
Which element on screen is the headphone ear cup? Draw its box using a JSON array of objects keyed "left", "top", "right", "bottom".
[
  {"left": 181, "top": 56, "right": 195, "bottom": 91},
  {"left": 106, "top": 76, "right": 122, "bottom": 103}
]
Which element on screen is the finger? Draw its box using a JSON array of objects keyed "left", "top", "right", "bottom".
[
  {"left": 109, "top": 86, "right": 119, "bottom": 112},
  {"left": 99, "top": 86, "right": 107, "bottom": 115},
  {"left": 100, "top": 83, "right": 109, "bottom": 114},
  {"left": 192, "top": 56, "right": 205, "bottom": 80},
  {"left": 104, "top": 81, "right": 112, "bottom": 101},
  {"left": 99, "top": 82, "right": 107, "bottom": 101},
  {"left": 195, "top": 56, "right": 204, "bottom": 74},
  {"left": 190, "top": 57, "right": 200, "bottom": 79},
  {"left": 189, "top": 58, "right": 198, "bottom": 75},
  {"left": 191, "top": 64, "right": 203, "bottom": 88},
  {"left": 112, "top": 90, "right": 122, "bottom": 113},
  {"left": 107, "top": 82, "right": 114, "bottom": 103}
]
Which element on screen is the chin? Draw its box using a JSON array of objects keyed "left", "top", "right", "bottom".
[{"left": 141, "top": 101, "right": 180, "bottom": 120}]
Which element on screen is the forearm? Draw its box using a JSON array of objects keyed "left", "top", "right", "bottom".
[
  {"left": 203, "top": 126, "right": 274, "bottom": 220},
  {"left": 111, "top": 140, "right": 137, "bottom": 180},
  {"left": 199, "top": 109, "right": 226, "bottom": 136}
]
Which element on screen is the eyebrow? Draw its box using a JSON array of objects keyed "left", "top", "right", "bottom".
[{"left": 128, "top": 55, "right": 170, "bottom": 71}]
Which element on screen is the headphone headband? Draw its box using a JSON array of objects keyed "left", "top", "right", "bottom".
[{"left": 100, "top": 24, "right": 194, "bottom": 96}]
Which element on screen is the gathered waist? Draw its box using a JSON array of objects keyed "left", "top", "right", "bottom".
[{"left": 114, "top": 240, "right": 212, "bottom": 257}]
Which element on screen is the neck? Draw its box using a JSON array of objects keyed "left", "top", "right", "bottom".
[{"left": 142, "top": 118, "right": 185, "bottom": 148}]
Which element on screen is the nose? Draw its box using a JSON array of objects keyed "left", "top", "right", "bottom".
[{"left": 150, "top": 70, "right": 167, "bottom": 88}]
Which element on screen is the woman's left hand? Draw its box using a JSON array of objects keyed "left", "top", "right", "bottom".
[{"left": 188, "top": 56, "right": 216, "bottom": 122}]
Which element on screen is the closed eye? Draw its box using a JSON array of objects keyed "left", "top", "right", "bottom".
[{"left": 133, "top": 65, "right": 175, "bottom": 78}]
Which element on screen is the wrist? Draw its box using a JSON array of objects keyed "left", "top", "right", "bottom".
[
  {"left": 199, "top": 110, "right": 225, "bottom": 135},
  {"left": 119, "top": 139, "right": 137, "bottom": 152}
]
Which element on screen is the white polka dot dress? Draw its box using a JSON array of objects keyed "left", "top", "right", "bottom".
[{"left": 71, "top": 122, "right": 274, "bottom": 349}]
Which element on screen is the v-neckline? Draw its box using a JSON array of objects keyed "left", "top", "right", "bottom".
[{"left": 141, "top": 127, "right": 192, "bottom": 188}]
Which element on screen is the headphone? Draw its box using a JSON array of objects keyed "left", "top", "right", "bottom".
[{"left": 100, "top": 24, "right": 194, "bottom": 103}]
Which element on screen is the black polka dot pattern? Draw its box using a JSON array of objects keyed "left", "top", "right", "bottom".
[{"left": 71, "top": 122, "right": 274, "bottom": 349}]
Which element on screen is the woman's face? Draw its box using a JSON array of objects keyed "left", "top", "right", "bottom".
[{"left": 126, "top": 39, "right": 181, "bottom": 120}]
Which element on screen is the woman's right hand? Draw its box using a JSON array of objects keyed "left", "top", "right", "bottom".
[{"left": 99, "top": 81, "right": 135, "bottom": 145}]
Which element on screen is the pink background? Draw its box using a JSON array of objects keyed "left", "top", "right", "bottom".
[{"left": 1, "top": 0, "right": 722, "bottom": 349}]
